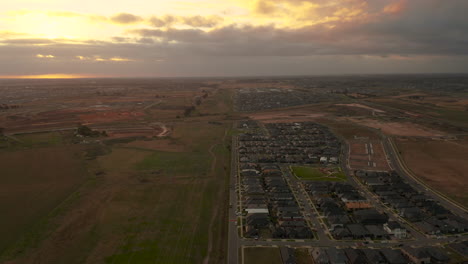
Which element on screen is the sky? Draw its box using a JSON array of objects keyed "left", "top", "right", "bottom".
[{"left": 0, "top": 0, "right": 467, "bottom": 78}]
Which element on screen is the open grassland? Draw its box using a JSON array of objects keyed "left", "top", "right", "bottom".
[
  {"left": 395, "top": 138, "right": 468, "bottom": 206},
  {"left": 0, "top": 145, "right": 88, "bottom": 255},
  {"left": 244, "top": 247, "right": 283, "bottom": 264},
  {"left": 291, "top": 166, "right": 346, "bottom": 181},
  {"left": 1, "top": 88, "right": 233, "bottom": 264}
]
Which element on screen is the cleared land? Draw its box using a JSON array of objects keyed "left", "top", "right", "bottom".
[
  {"left": 243, "top": 247, "right": 282, "bottom": 264},
  {"left": 395, "top": 138, "right": 468, "bottom": 206},
  {"left": 348, "top": 140, "right": 390, "bottom": 171},
  {"left": 291, "top": 166, "right": 346, "bottom": 181}
]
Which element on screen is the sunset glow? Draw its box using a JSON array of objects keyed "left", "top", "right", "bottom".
[
  {"left": 0, "top": 74, "right": 102, "bottom": 79},
  {"left": 0, "top": 0, "right": 467, "bottom": 77}
]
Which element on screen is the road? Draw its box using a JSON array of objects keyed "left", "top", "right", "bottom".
[{"left": 227, "top": 136, "right": 239, "bottom": 264}]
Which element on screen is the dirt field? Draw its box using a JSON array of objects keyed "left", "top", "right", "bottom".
[
  {"left": 345, "top": 118, "right": 444, "bottom": 137},
  {"left": 335, "top": 103, "right": 385, "bottom": 113},
  {"left": 348, "top": 140, "right": 390, "bottom": 171},
  {"left": 396, "top": 138, "right": 468, "bottom": 206},
  {"left": 0, "top": 146, "right": 88, "bottom": 254}
]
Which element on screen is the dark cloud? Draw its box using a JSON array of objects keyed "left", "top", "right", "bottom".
[
  {"left": 148, "top": 15, "right": 222, "bottom": 28},
  {"left": 1, "top": 0, "right": 468, "bottom": 76},
  {"left": 110, "top": 13, "right": 143, "bottom": 24}
]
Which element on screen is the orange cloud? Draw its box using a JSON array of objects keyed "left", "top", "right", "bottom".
[{"left": 383, "top": 0, "right": 407, "bottom": 14}]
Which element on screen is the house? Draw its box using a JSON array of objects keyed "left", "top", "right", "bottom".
[
  {"left": 311, "top": 248, "right": 330, "bottom": 264},
  {"left": 326, "top": 248, "right": 347, "bottom": 264},
  {"left": 401, "top": 246, "right": 431, "bottom": 264},
  {"left": 332, "top": 227, "right": 352, "bottom": 240},
  {"left": 384, "top": 221, "right": 408, "bottom": 239},
  {"left": 246, "top": 213, "right": 270, "bottom": 228},
  {"left": 361, "top": 249, "right": 386, "bottom": 264},
  {"left": 280, "top": 247, "right": 296, "bottom": 264},
  {"left": 344, "top": 201, "right": 372, "bottom": 210},
  {"left": 343, "top": 248, "right": 368, "bottom": 264},
  {"left": 426, "top": 247, "right": 450, "bottom": 264},
  {"left": 245, "top": 208, "right": 269, "bottom": 214},
  {"left": 379, "top": 248, "right": 408, "bottom": 264},
  {"left": 346, "top": 224, "right": 370, "bottom": 239},
  {"left": 328, "top": 215, "right": 351, "bottom": 230},
  {"left": 353, "top": 209, "right": 389, "bottom": 224},
  {"left": 448, "top": 242, "right": 468, "bottom": 257},
  {"left": 365, "top": 225, "right": 389, "bottom": 239},
  {"left": 414, "top": 221, "right": 440, "bottom": 236},
  {"left": 399, "top": 207, "right": 424, "bottom": 222}
]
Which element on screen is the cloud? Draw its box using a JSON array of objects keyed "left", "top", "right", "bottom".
[
  {"left": 148, "top": 15, "right": 223, "bottom": 28},
  {"left": 76, "top": 55, "right": 134, "bottom": 62},
  {"left": 36, "top": 54, "right": 55, "bottom": 58},
  {"left": 1, "top": 0, "right": 468, "bottom": 76},
  {"left": 110, "top": 13, "right": 143, "bottom": 24},
  {"left": 254, "top": 0, "right": 277, "bottom": 15},
  {"left": 383, "top": 0, "right": 407, "bottom": 14}
]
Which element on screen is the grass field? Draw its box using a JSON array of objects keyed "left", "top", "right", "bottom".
[
  {"left": 0, "top": 145, "right": 88, "bottom": 256},
  {"left": 291, "top": 166, "right": 346, "bottom": 181},
  {"left": 244, "top": 247, "right": 282, "bottom": 264},
  {"left": 0, "top": 88, "right": 233, "bottom": 263}
]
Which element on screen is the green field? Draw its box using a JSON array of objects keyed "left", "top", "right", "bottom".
[{"left": 291, "top": 166, "right": 346, "bottom": 181}]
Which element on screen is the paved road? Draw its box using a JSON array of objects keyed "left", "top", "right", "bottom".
[
  {"left": 282, "top": 166, "right": 331, "bottom": 242},
  {"left": 227, "top": 136, "right": 239, "bottom": 264}
]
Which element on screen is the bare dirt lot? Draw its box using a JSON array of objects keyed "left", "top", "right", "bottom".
[
  {"left": 396, "top": 138, "right": 468, "bottom": 206},
  {"left": 345, "top": 118, "right": 445, "bottom": 137},
  {"left": 335, "top": 103, "right": 385, "bottom": 113},
  {"left": 348, "top": 140, "right": 390, "bottom": 171},
  {"left": 248, "top": 107, "right": 327, "bottom": 123}
]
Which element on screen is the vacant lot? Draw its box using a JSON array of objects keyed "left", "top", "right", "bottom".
[
  {"left": 348, "top": 140, "right": 390, "bottom": 171},
  {"left": 0, "top": 146, "right": 88, "bottom": 255},
  {"left": 291, "top": 166, "right": 346, "bottom": 181},
  {"left": 244, "top": 247, "right": 282, "bottom": 264},
  {"left": 396, "top": 138, "right": 468, "bottom": 206}
]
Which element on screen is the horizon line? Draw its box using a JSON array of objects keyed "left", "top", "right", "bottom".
[{"left": 1, "top": 72, "right": 468, "bottom": 80}]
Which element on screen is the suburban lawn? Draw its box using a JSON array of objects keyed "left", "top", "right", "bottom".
[{"left": 291, "top": 166, "right": 346, "bottom": 181}]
